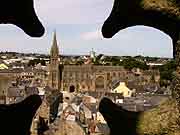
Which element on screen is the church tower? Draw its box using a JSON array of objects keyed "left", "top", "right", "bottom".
[{"left": 48, "top": 31, "right": 60, "bottom": 90}]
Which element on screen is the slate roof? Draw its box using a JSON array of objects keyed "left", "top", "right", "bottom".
[
  {"left": 0, "top": 68, "right": 23, "bottom": 73},
  {"left": 25, "top": 86, "right": 39, "bottom": 97},
  {"left": 85, "top": 103, "right": 97, "bottom": 114},
  {"left": 83, "top": 91, "right": 123, "bottom": 99},
  {"left": 7, "top": 87, "right": 24, "bottom": 97},
  {"left": 96, "top": 123, "right": 110, "bottom": 135},
  {"left": 44, "top": 88, "right": 63, "bottom": 105},
  {"left": 71, "top": 96, "right": 82, "bottom": 106}
]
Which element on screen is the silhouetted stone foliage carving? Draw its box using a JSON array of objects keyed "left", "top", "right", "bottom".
[
  {"left": 99, "top": 97, "right": 141, "bottom": 135},
  {"left": 100, "top": 0, "right": 180, "bottom": 134},
  {"left": 171, "top": 41, "right": 180, "bottom": 122},
  {"left": 0, "top": 95, "right": 42, "bottom": 135},
  {"left": 99, "top": 96, "right": 180, "bottom": 135},
  {"left": 102, "top": 0, "right": 180, "bottom": 57},
  {"left": 175, "top": 41, "right": 180, "bottom": 66},
  {"left": 0, "top": 0, "right": 44, "bottom": 37}
]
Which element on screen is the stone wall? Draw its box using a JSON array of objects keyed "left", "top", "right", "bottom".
[{"left": 62, "top": 65, "right": 160, "bottom": 92}]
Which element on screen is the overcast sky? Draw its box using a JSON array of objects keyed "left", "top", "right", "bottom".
[{"left": 0, "top": 0, "right": 173, "bottom": 57}]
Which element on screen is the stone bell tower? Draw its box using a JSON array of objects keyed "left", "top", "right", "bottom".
[{"left": 48, "top": 31, "right": 60, "bottom": 90}]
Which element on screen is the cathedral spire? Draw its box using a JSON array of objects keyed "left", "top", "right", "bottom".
[
  {"left": 48, "top": 31, "right": 61, "bottom": 90},
  {"left": 50, "top": 31, "right": 59, "bottom": 57}
]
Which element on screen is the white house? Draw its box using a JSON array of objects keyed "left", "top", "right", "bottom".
[{"left": 111, "top": 82, "right": 135, "bottom": 97}]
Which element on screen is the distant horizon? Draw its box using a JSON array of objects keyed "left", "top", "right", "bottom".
[
  {"left": 0, "top": 50, "right": 173, "bottom": 59},
  {"left": 0, "top": 0, "right": 173, "bottom": 58}
]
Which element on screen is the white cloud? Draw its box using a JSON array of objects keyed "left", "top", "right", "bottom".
[
  {"left": 0, "top": 0, "right": 173, "bottom": 58},
  {"left": 81, "top": 30, "right": 103, "bottom": 40},
  {"left": 34, "top": 0, "right": 113, "bottom": 25}
]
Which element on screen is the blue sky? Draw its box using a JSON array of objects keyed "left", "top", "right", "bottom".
[{"left": 0, "top": 0, "right": 173, "bottom": 57}]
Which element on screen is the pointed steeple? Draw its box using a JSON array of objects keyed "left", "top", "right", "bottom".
[{"left": 50, "top": 31, "right": 59, "bottom": 57}]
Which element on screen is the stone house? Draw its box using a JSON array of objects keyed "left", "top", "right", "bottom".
[
  {"left": 79, "top": 104, "right": 92, "bottom": 125},
  {"left": 31, "top": 88, "right": 63, "bottom": 135},
  {"left": 24, "top": 86, "right": 39, "bottom": 97},
  {"left": 111, "top": 82, "right": 136, "bottom": 97},
  {"left": 95, "top": 123, "right": 110, "bottom": 135},
  {"left": 96, "top": 112, "right": 106, "bottom": 124},
  {"left": 0, "top": 63, "right": 8, "bottom": 70},
  {"left": 77, "top": 101, "right": 110, "bottom": 135},
  {"left": 6, "top": 86, "right": 25, "bottom": 104},
  {"left": 63, "top": 105, "right": 77, "bottom": 121}
]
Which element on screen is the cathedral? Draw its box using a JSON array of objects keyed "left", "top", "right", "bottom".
[{"left": 48, "top": 32, "right": 160, "bottom": 92}]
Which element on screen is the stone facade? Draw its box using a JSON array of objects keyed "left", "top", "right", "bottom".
[{"left": 62, "top": 65, "right": 160, "bottom": 92}]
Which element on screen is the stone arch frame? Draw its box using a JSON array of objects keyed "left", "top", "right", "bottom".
[
  {"left": 102, "top": 0, "right": 180, "bottom": 58},
  {"left": 100, "top": 1, "right": 180, "bottom": 135},
  {"left": 101, "top": 0, "right": 180, "bottom": 104}
]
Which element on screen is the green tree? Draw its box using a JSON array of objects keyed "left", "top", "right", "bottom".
[
  {"left": 75, "top": 60, "right": 84, "bottom": 65},
  {"left": 159, "top": 60, "right": 176, "bottom": 80},
  {"left": 158, "top": 60, "right": 177, "bottom": 87},
  {"left": 111, "top": 57, "right": 121, "bottom": 66},
  {"left": 120, "top": 57, "right": 149, "bottom": 70}
]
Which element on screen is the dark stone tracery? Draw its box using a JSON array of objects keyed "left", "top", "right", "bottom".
[
  {"left": 102, "top": 0, "right": 180, "bottom": 57},
  {"left": 0, "top": 0, "right": 45, "bottom": 37},
  {"left": 100, "top": 0, "right": 180, "bottom": 134},
  {"left": 0, "top": 95, "right": 42, "bottom": 135}
]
